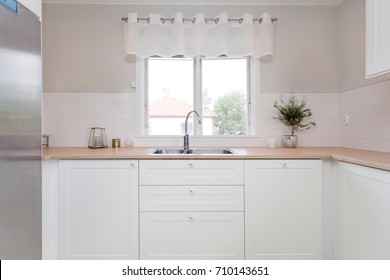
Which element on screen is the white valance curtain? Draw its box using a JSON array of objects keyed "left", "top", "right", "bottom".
[{"left": 123, "top": 12, "right": 274, "bottom": 60}]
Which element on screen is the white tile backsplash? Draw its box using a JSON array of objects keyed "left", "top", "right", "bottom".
[
  {"left": 340, "top": 80, "right": 390, "bottom": 152},
  {"left": 43, "top": 91, "right": 340, "bottom": 147},
  {"left": 43, "top": 83, "right": 389, "bottom": 151},
  {"left": 42, "top": 92, "right": 136, "bottom": 147},
  {"left": 256, "top": 92, "right": 340, "bottom": 147}
]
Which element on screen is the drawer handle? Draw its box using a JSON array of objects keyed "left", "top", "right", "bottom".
[
  {"left": 189, "top": 215, "right": 195, "bottom": 221},
  {"left": 282, "top": 161, "right": 287, "bottom": 167},
  {"left": 188, "top": 162, "right": 194, "bottom": 167},
  {"left": 131, "top": 162, "right": 136, "bottom": 167},
  {"left": 189, "top": 188, "right": 194, "bottom": 194}
]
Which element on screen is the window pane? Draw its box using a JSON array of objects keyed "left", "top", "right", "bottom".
[
  {"left": 202, "top": 58, "right": 247, "bottom": 135},
  {"left": 147, "top": 58, "right": 193, "bottom": 135}
]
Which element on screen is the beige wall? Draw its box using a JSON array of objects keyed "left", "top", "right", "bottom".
[
  {"left": 42, "top": 4, "right": 341, "bottom": 93},
  {"left": 338, "top": 0, "right": 388, "bottom": 91},
  {"left": 43, "top": 4, "right": 132, "bottom": 93}
]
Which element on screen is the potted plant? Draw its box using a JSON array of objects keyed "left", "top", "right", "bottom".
[{"left": 273, "top": 94, "right": 316, "bottom": 148}]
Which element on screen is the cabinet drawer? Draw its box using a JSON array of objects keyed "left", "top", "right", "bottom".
[
  {"left": 139, "top": 160, "right": 244, "bottom": 185},
  {"left": 140, "top": 186, "right": 244, "bottom": 211},
  {"left": 140, "top": 212, "right": 244, "bottom": 259},
  {"left": 245, "top": 159, "right": 322, "bottom": 170}
]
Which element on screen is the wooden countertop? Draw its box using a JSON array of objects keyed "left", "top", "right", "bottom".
[{"left": 43, "top": 146, "right": 390, "bottom": 172}]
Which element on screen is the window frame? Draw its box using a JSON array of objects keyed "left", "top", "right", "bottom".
[{"left": 136, "top": 55, "right": 259, "bottom": 137}]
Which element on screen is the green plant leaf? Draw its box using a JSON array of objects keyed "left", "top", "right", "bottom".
[{"left": 273, "top": 94, "right": 316, "bottom": 135}]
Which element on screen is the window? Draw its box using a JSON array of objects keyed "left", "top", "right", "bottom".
[
  {"left": 140, "top": 56, "right": 255, "bottom": 136},
  {"left": 202, "top": 58, "right": 248, "bottom": 135},
  {"left": 146, "top": 58, "right": 193, "bottom": 136}
]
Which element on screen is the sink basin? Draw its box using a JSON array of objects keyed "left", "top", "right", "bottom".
[
  {"left": 150, "top": 148, "right": 184, "bottom": 154},
  {"left": 149, "top": 148, "right": 236, "bottom": 155},
  {"left": 189, "top": 148, "right": 236, "bottom": 155}
]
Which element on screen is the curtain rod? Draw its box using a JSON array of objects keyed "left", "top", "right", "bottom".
[{"left": 121, "top": 16, "right": 278, "bottom": 24}]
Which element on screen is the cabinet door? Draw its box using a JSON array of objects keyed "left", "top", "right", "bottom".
[
  {"left": 245, "top": 160, "right": 323, "bottom": 260},
  {"left": 366, "top": 0, "right": 390, "bottom": 77},
  {"left": 337, "top": 162, "right": 390, "bottom": 259},
  {"left": 139, "top": 160, "right": 244, "bottom": 186},
  {"left": 140, "top": 212, "right": 244, "bottom": 259},
  {"left": 59, "top": 160, "right": 138, "bottom": 259}
]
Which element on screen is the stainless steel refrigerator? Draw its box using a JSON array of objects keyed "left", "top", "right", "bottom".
[{"left": 0, "top": 1, "right": 42, "bottom": 259}]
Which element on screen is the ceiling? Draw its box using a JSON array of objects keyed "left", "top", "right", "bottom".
[{"left": 42, "top": 0, "right": 345, "bottom": 6}]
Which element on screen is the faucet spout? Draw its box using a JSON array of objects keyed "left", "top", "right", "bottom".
[{"left": 184, "top": 110, "right": 202, "bottom": 154}]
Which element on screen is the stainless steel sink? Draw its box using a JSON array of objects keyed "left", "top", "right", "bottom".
[
  {"left": 189, "top": 148, "right": 236, "bottom": 155},
  {"left": 150, "top": 148, "right": 185, "bottom": 154},
  {"left": 149, "top": 148, "right": 236, "bottom": 155}
]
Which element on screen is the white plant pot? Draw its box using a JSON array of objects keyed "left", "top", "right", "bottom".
[{"left": 282, "top": 135, "right": 298, "bottom": 148}]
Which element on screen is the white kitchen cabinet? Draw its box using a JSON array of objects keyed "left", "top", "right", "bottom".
[
  {"left": 366, "top": 0, "right": 390, "bottom": 78},
  {"left": 59, "top": 160, "right": 138, "bottom": 259},
  {"left": 336, "top": 162, "right": 390, "bottom": 259},
  {"left": 18, "top": 0, "right": 41, "bottom": 20},
  {"left": 139, "top": 159, "right": 244, "bottom": 259},
  {"left": 140, "top": 212, "right": 244, "bottom": 259},
  {"left": 245, "top": 159, "right": 323, "bottom": 260}
]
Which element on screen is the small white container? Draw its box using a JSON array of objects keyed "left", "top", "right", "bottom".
[
  {"left": 124, "top": 137, "right": 134, "bottom": 147},
  {"left": 268, "top": 138, "right": 276, "bottom": 148}
]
